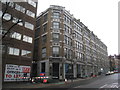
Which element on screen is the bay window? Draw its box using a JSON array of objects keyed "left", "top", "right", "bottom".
[
  {"left": 3, "top": 13, "right": 11, "bottom": 20},
  {"left": 53, "top": 22, "right": 60, "bottom": 29},
  {"left": 52, "top": 33, "right": 59, "bottom": 42},
  {"left": 53, "top": 12, "right": 60, "bottom": 19}
]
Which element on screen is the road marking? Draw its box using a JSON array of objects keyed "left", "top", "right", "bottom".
[
  {"left": 74, "top": 86, "right": 81, "bottom": 88},
  {"left": 100, "top": 83, "right": 119, "bottom": 88},
  {"left": 100, "top": 84, "right": 108, "bottom": 88}
]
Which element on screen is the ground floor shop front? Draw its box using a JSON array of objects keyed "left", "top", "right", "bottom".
[{"left": 37, "top": 58, "right": 109, "bottom": 80}]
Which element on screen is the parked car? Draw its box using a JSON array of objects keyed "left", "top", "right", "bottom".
[
  {"left": 19, "top": 76, "right": 31, "bottom": 81},
  {"left": 30, "top": 72, "right": 52, "bottom": 83},
  {"left": 110, "top": 71, "right": 114, "bottom": 74},
  {"left": 30, "top": 76, "right": 53, "bottom": 83},
  {"left": 114, "top": 70, "right": 118, "bottom": 73},
  {"left": 105, "top": 71, "right": 114, "bottom": 75},
  {"left": 106, "top": 71, "right": 111, "bottom": 75}
]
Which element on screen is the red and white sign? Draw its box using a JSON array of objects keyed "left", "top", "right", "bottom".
[
  {"left": 22, "top": 67, "right": 31, "bottom": 73},
  {"left": 4, "top": 64, "right": 31, "bottom": 81}
]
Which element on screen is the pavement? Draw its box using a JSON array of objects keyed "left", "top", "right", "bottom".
[{"left": 2, "top": 76, "right": 99, "bottom": 88}]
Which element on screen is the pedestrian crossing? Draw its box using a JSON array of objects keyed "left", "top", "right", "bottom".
[
  {"left": 100, "top": 83, "right": 119, "bottom": 88},
  {"left": 74, "top": 83, "right": 119, "bottom": 88}
]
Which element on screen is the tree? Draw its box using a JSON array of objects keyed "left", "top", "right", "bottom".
[{"left": 1, "top": 1, "right": 23, "bottom": 40}]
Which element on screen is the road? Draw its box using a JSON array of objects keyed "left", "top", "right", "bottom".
[
  {"left": 75, "top": 73, "right": 119, "bottom": 88},
  {"left": 45, "top": 73, "right": 119, "bottom": 89},
  {"left": 2, "top": 73, "right": 119, "bottom": 89}
]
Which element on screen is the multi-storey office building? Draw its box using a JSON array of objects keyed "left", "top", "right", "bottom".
[
  {"left": 1, "top": 0, "right": 37, "bottom": 82},
  {"left": 34, "top": 5, "right": 109, "bottom": 80}
]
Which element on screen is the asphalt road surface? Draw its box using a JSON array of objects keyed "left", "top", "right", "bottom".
[
  {"left": 2, "top": 73, "right": 119, "bottom": 89},
  {"left": 75, "top": 73, "right": 119, "bottom": 88},
  {"left": 46, "top": 73, "right": 119, "bottom": 89}
]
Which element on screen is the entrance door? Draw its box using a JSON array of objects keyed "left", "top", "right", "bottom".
[
  {"left": 77, "top": 64, "right": 81, "bottom": 78},
  {"left": 52, "top": 63, "right": 59, "bottom": 79}
]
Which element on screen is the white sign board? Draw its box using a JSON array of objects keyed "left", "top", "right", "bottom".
[{"left": 4, "top": 64, "right": 31, "bottom": 81}]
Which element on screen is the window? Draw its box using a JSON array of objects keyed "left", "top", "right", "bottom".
[
  {"left": 41, "top": 62, "right": 45, "bottom": 72},
  {"left": 12, "top": 17, "right": 23, "bottom": 26},
  {"left": 8, "top": 47, "right": 20, "bottom": 56},
  {"left": 64, "top": 15, "right": 71, "bottom": 24},
  {"left": 10, "top": 32, "right": 21, "bottom": 40},
  {"left": 15, "top": 4, "right": 21, "bottom": 11},
  {"left": 64, "top": 24, "right": 68, "bottom": 33},
  {"left": 1, "top": 0, "right": 14, "bottom": 6},
  {"left": 0, "top": 45, "right": 5, "bottom": 53},
  {"left": 21, "top": 50, "right": 31, "bottom": 58},
  {"left": 53, "top": 22, "right": 60, "bottom": 29},
  {"left": 42, "top": 48, "right": 46, "bottom": 58},
  {"left": 69, "top": 38, "right": 72, "bottom": 46},
  {"left": 79, "top": 35, "right": 82, "bottom": 41},
  {"left": 25, "top": 22, "right": 34, "bottom": 30},
  {"left": 79, "top": 53, "right": 82, "bottom": 59},
  {"left": 43, "top": 24, "right": 47, "bottom": 32},
  {"left": 91, "top": 35, "right": 94, "bottom": 41},
  {"left": 12, "top": 17, "right": 17, "bottom": 23},
  {"left": 9, "top": 1, "right": 14, "bottom": 8},
  {"left": 23, "top": 35, "right": 32, "bottom": 43},
  {"left": 0, "top": 30, "right": 7, "bottom": 35},
  {"left": 36, "top": 19, "right": 40, "bottom": 27},
  {"left": 68, "top": 49, "right": 72, "bottom": 59},
  {"left": 64, "top": 15, "right": 67, "bottom": 21},
  {"left": 52, "top": 47, "right": 59, "bottom": 57},
  {"left": 64, "top": 36, "right": 72, "bottom": 46},
  {"left": 64, "top": 24, "right": 71, "bottom": 34},
  {"left": 53, "top": 12, "right": 60, "bottom": 19},
  {"left": 15, "top": 4, "right": 25, "bottom": 13},
  {"left": 85, "top": 38, "right": 89, "bottom": 45},
  {"left": 65, "top": 48, "right": 72, "bottom": 59},
  {"left": 28, "top": 0, "right": 36, "bottom": 7},
  {"left": 3, "top": 13, "right": 11, "bottom": 20},
  {"left": 3, "top": 1, "right": 14, "bottom": 8},
  {"left": 81, "top": 53, "right": 84, "bottom": 61},
  {"left": 18, "top": 19, "right": 23, "bottom": 26},
  {"left": 44, "top": 14, "right": 47, "bottom": 22},
  {"left": 67, "top": 17, "right": 71, "bottom": 24},
  {"left": 26, "top": 10, "right": 35, "bottom": 18},
  {"left": 52, "top": 33, "right": 59, "bottom": 42},
  {"left": 64, "top": 35, "right": 67, "bottom": 44},
  {"left": 64, "top": 48, "right": 67, "bottom": 58},
  {"left": 1, "top": 0, "right": 10, "bottom": 4},
  {"left": 42, "top": 35, "right": 47, "bottom": 44},
  {"left": 80, "top": 44, "right": 83, "bottom": 51}
]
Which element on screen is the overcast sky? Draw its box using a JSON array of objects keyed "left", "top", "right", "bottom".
[{"left": 37, "top": 0, "right": 118, "bottom": 56}]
